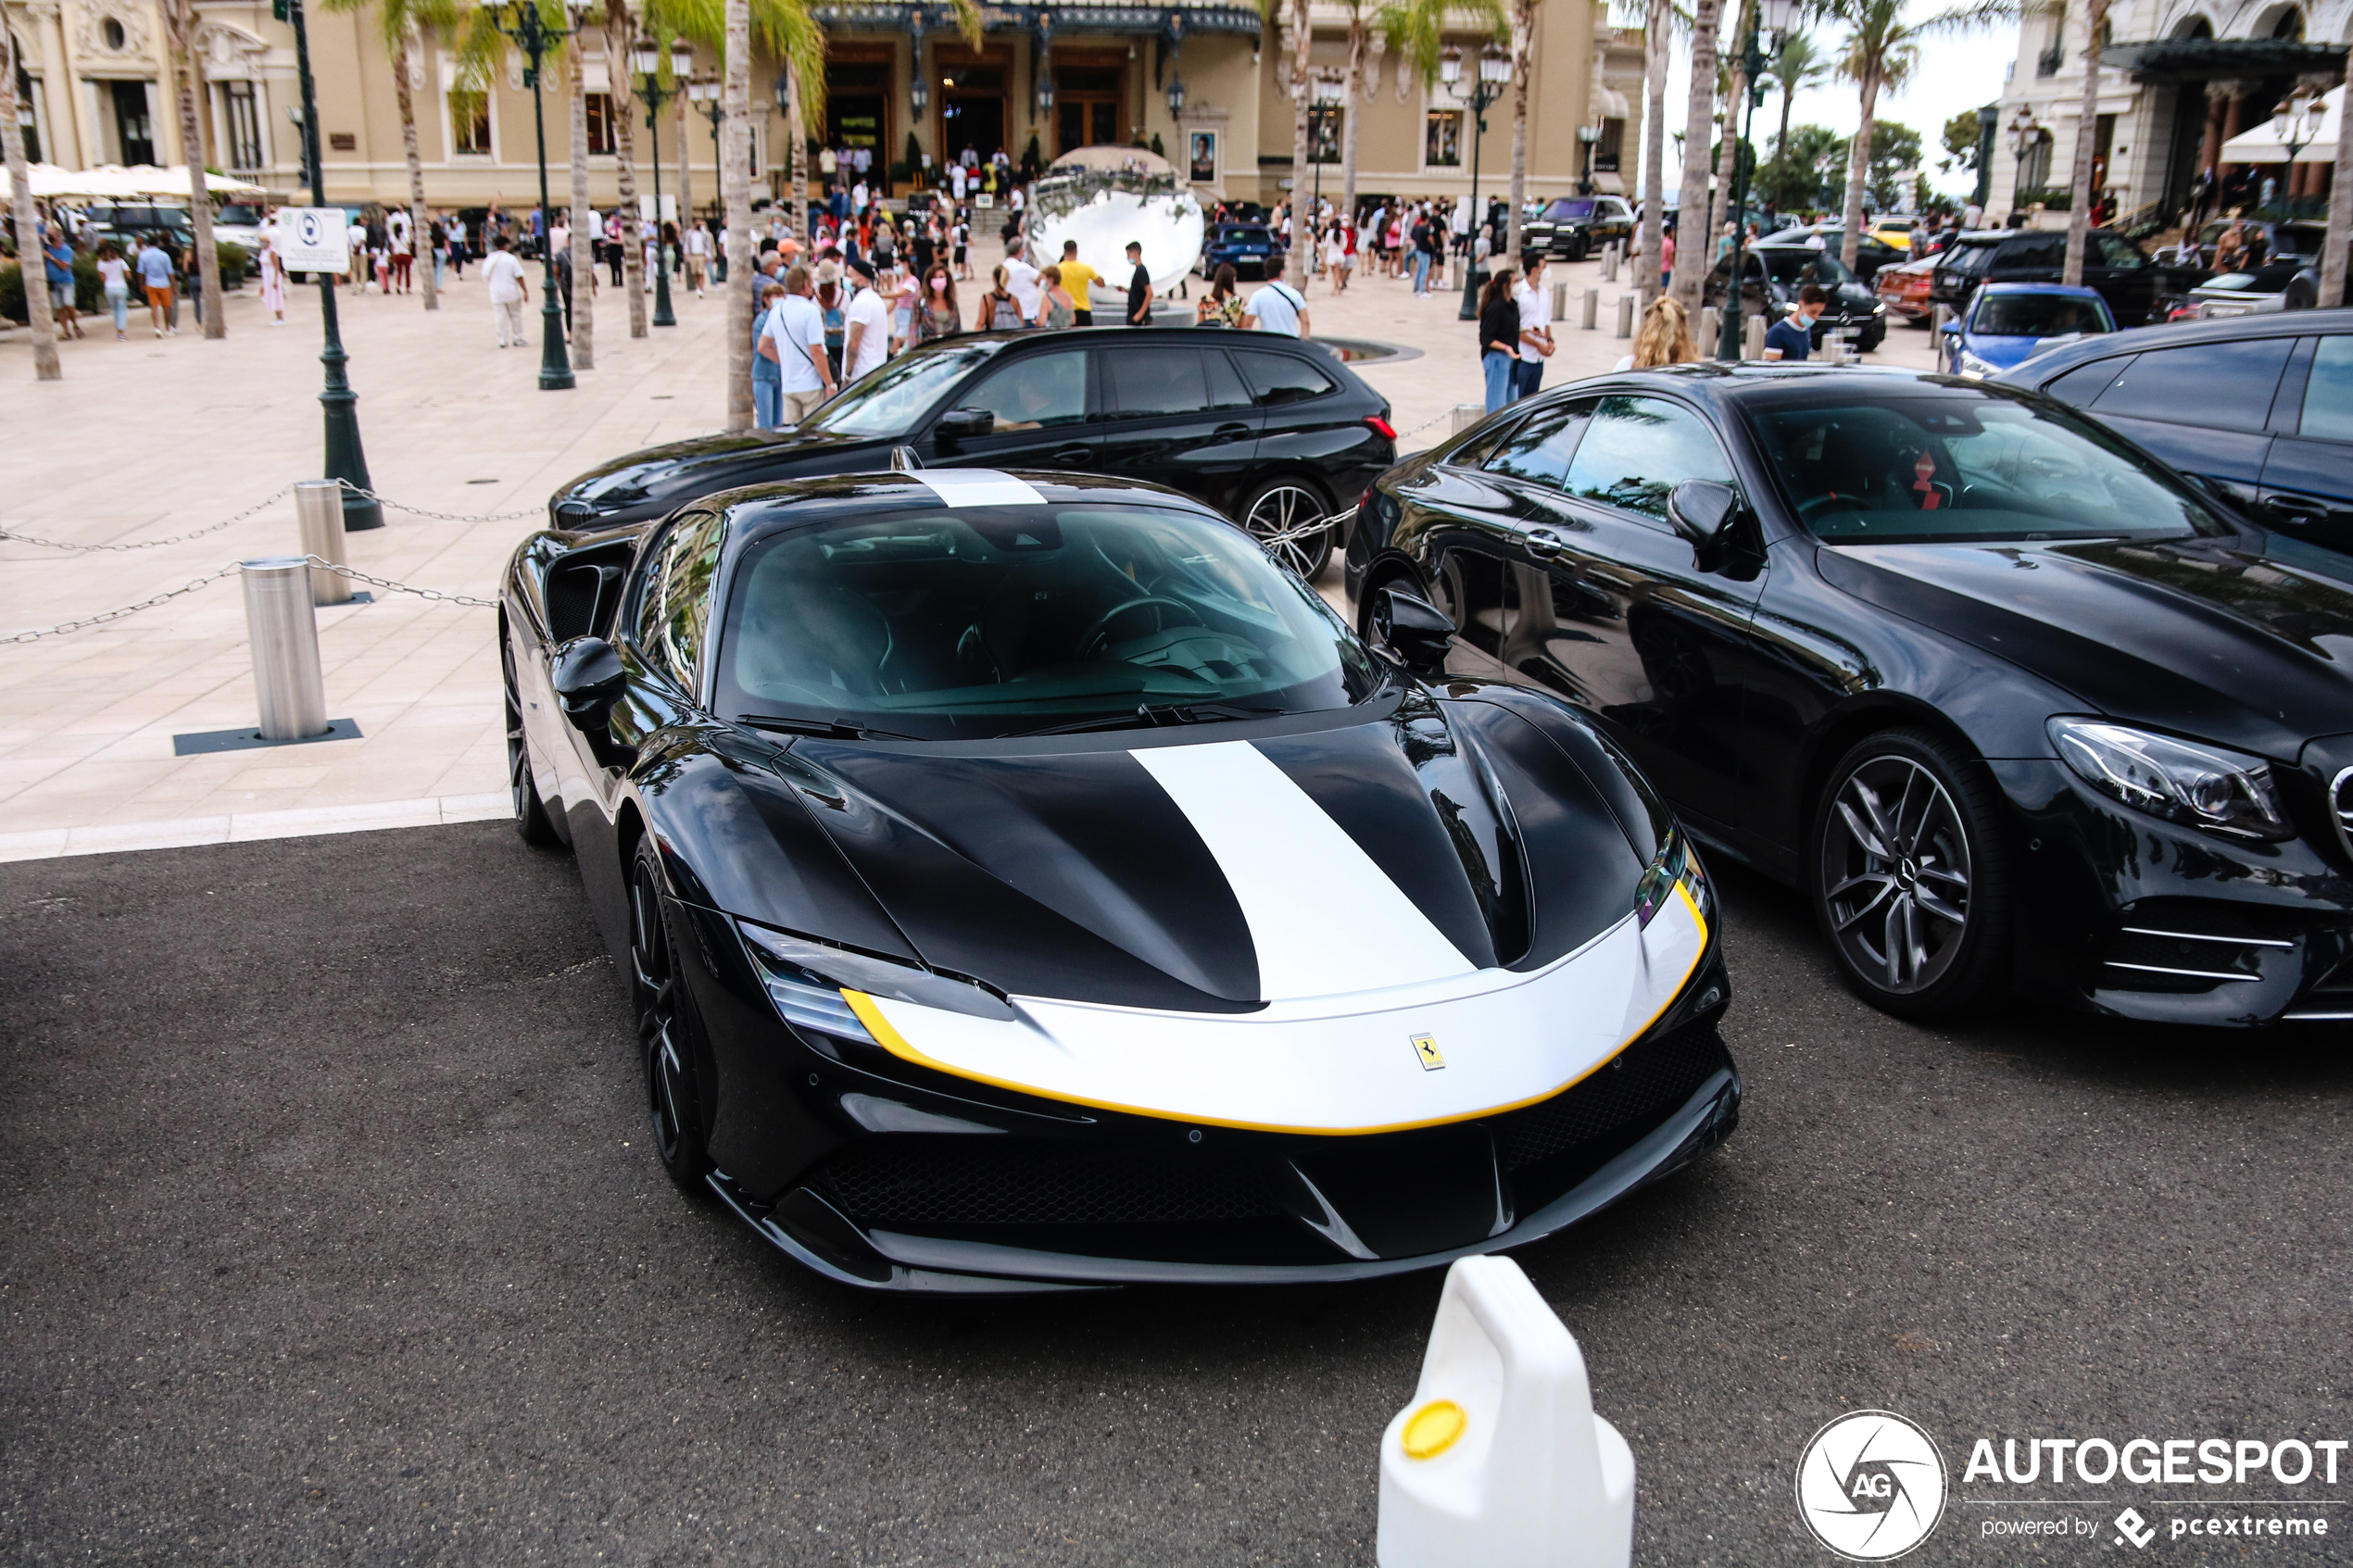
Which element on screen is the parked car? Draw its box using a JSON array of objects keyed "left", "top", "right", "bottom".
[
  {"left": 1997, "top": 308, "right": 2353, "bottom": 558},
  {"left": 1931, "top": 226, "right": 2160, "bottom": 327},
  {"left": 1875, "top": 255, "right": 1938, "bottom": 324},
  {"left": 1939, "top": 282, "right": 2114, "bottom": 377},
  {"left": 1522, "top": 194, "right": 1635, "bottom": 262},
  {"left": 1348, "top": 365, "right": 2353, "bottom": 1026},
  {"left": 1869, "top": 214, "right": 1921, "bottom": 253},
  {"left": 549, "top": 328, "right": 1395, "bottom": 581},
  {"left": 2158, "top": 220, "right": 2328, "bottom": 320},
  {"left": 1766, "top": 223, "right": 1907, "bottom": 281},
  {"left": 1199, "top": 221, "right": 1284, "bottom": 281},
  {"left": 501, "top": 469, "right": 1740, "bottom": 1289},
  {"left": 208, "top": 202, "right": 268, "bottom": 254},
  {"left": 1702, "top": 237, "right": 1889, "bottom": 353},
  {"left": 80, "top": 203, "right": 195, "bottom": 253}
]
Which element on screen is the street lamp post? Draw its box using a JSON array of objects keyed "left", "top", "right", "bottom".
[
  {"left": 1578, "top": 123, "right": 1601, "bottom": 195},
  {"left": 633, "top": 36, "right": 691, "bottom": 328},
  {"left": 489, "top": 0, "right": 575, "bottom": 389},
  {"left": 2271, "top": 82, "right": 2323, "bottom": 216},
  {"left": 1716, "top": 0, "right": 1797, "bottom": 362},
  {"left": 283, "top": 0, "right": 382, "bottom": 528},
  {"left": 2007, "top": 107, "right": 2040, "bottom": 217},
  {"left": 910, "top": 69, "right": 930, "bottom": 197},
  {"left": 1444, "top": 42, "right": 1511, "bottom": 321}
]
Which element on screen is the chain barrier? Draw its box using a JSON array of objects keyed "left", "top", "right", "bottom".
[
  {"left": 300, "top": 556, "right": 499, "bottom": 608},
  {"left": 333, "top": 481, "right": 546, "bottom": 523},
  {"left": 1, "top": 565, "right": 247, "bottom": 644},
  {"left": 0, "top": 479, "right": 541, "bottom": 555}
]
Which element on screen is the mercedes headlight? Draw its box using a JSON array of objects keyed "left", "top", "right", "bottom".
[
  {"left": 1956, "top": 350, "right": 2001, "bottom": 380},
  {"left": 735, "top": 921, "right": 1013, "bottom": 1049},
  {"left": 2048, "top": 719, "right": 2290, "bottom": 841}
]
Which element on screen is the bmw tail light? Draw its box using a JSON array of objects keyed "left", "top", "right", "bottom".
[{"left": 1365, "top": 415, "right": 1397, "bottom": 441}]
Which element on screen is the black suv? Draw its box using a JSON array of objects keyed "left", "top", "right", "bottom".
[
  {"left": 82, "top": 204, "right": 196, "bottom": 253},
  {"left": 1931, "top": 227, "right": 2159, "bottom": 326},
  {"left": 1997, "top": 308, "right": 2353, "bottom": 561},
  {"left": 1522, "top": 195, "right": 1634, "bottom": 262},
  {"left": 1702, "top": 238, "right": 1889, "bottom": 353},
  {"left": 549, "top": 328, "right": 1397, "bottom": 581}
]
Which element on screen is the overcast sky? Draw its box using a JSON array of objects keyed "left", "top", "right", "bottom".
[{"left": 1639, "top": 6, "right": 2024, "bottom": 205}]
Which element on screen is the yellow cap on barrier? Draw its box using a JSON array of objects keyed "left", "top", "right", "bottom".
[{"left": 1401, "top": 1400, "right": 1467, "bottom": 1461}]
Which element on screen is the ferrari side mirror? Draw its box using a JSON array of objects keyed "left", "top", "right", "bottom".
[
  {"left": 553, "top": 635, "right": 628, "bottom": 734},
  {"left": 1374, "top": 587, "right": 1454, "bottom": 678},
  {"left": 1667, "top": 480, "right": 1744, "bottom": 571}
]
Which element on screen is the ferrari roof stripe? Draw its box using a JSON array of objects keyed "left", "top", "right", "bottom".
[
  {"left": 911, "top": 469, "right": 1047, "bottom": 508},
  {"left": 1131, "top": 740, "right": 1477, "bottom": 1001}
]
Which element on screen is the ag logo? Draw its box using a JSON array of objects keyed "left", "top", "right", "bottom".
[{"left": 1795, "top": 1410, "right": 1947, "bottom": 1561}]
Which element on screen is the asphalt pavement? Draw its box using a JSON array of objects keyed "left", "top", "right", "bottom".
[{"left": 4, "top": 822, "right": 2350, "bottom": 1565}]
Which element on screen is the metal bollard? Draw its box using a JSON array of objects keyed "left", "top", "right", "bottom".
[
  {"left": 293, "top": 479, "right": 352, "bottom": 607},
  {"left": 1614, "top": 293, "right": 1635, "bottom": 338},
  {"left": 242, "top": 557, "right": 330, "bottom": 742},
  {"left": 1743, "top": 312, "right": 1767, "bottom": 361},
  {"left": 1451, "top": 402, "right": 1488, "bottom": 434},
  {"left": 1601, "top": 245, "right": 1618, "bottom": 282},
  {"left": 1550, "top": 280, "right": 1568, "bottom": 322},
  {"left": 1581, "top": 287, "right": 1600, "bottom": 330},
  {"left": 1700, "top": 307, "right": 1720, "bottom": 356}
]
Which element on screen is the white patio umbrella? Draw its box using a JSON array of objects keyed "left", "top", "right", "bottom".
[{"left": 2218, "top": 83, "right": 2342, "bottom": 164}]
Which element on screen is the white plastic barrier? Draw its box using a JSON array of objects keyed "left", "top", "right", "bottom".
[{"left": 1377, "top": 1256, "right": 1634, "bottom": 1568}]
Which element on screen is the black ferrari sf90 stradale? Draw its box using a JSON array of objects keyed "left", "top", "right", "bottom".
[{"left": 502, "top": 468, "right": 1737, "bottom": 1292}]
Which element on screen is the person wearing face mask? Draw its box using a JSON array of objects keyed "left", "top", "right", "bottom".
[
  {"left": 1763, "top": 283, "right": 1826, "bottom": 362},
  {"left": 915, "top": 262, "right": 963, "bottom": 344}
]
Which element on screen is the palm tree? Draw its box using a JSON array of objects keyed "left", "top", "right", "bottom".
[
  {"left": 1668, "top": 0, "right": 1721, "bottom": 308},
  {"left": 1503, "top": 0, "right": 1540, "bottom": 259},
  {"left": 722, "top": 0, "right": 751, "bottom": 429},
  {"left": 1766, "top": 27, "right": 1828, "bottom": 162},
  {"left": 566, "top": 21, "right": 594, "bottom": 369},
  {"left": 1, "top": 25, "right": 60, "bottom": 379},
  {"left": 1265, "top": 0, "right": 1315, "bottom": 289},
  {"left": 1377, "top": 0, "right": 1507, "bottom": 240},
  {"left": 157, "top": 0, "right": 225, "bottom": 336},
  {"left": 2058, "top": 0, "right": 2107, "bottom": 285},
  {"left": 1638, "top": 0, "right": 1668, "bottom": 301},
  {"left": 2327, "top": 71, "right": 2353, "bottom": 307},
  {"left": 321, "top": 0, "right": 458, "bottom": 313},
  {"left": 1708, "top": 0, "right": 1756, "bottom": 248},
  {"left": 1824, "top": 0, "right": 2008, "bottom": 271}
]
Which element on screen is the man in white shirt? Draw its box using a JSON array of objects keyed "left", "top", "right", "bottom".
[
  {"left": 1001, "top": 237, "right": 1043, "bottom": 320},
  {"left": 840, "top": 257, "right": 890, "bottom": 383},
  {"left": 683, "top": 222, "right": 711, "bottom": 295},
  {"left": 950, "top": 162, "right": 967, "bottom": 203},
  {"left": 347, "top": 217, "right": 369, "bottom": 290},
  {"left": 1514, "top": 256, "right": 1554, "bottom": 398},
  {"left": 851, "top": 179, "right": 869, "bottom": 214},
  {"left": 760, "top": 262, "right": 837, "bottom": 423},
  {"left": 482, "top": 234, "right": 529, "bottom": 347},
  {"left": 1241, "top": 277, "right": 1309, "bottom": 338}
]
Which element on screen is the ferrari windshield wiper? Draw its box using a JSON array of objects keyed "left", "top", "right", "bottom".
[
  {"left": 1011, "top": 701, "right": 1288, "bottom": 738},
  {"left": 736, "top": 713, "right": 920, "bottom": 741}
]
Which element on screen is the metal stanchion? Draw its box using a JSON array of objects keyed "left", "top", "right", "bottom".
[
  {"left": 1452, "top": 402, "right": 1488, "bottom": 434},
  {"left": 294, "top": 480, "right": 352, "bottom": 606},
  {"left": 242, "top": 557, "right": 330, "bottom": 742},
  {"left": 1743, "top": 313, "right": 1767, "bottom": 361},
  {"left": 1601, "top": 245, "right": 1618, "bottom": 283},
  {"left": 1700, "top": 307, "right": 1720, "bottom": 353},
  {"left": 1614, "top": 294, "right": 1635, "bottom": 338},
  {"left": 1581, "top": 287, "right": 1600, "bottom": 330},
  {"left": 1550, "top": 280, "right": 1568, "bottom": 323}
]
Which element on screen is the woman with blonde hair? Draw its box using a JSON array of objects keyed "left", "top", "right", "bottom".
[{"left": 1615, "top": 295, "right": 1699, "bottom": 371}]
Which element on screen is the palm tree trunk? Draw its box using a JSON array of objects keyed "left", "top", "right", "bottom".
[
  {"left": 1709, "top": 0, "right": 1754, "bottom": 247},
  {"left": 724, "top": 0, "right": 754, "bottom": 431},
  {"left": 569, "top": 37, "right": 595, "bottom": 370},
  {"left": 1671, "top": 0, "right": 1722, "bottom": 307},
  {"left": 1838, "top": 68, "right": 1877, "bottom": 271},
  {"left": 786, "top": 56, "right": 807, "bottom": 230},
  {"left": 1340, "top": 14, "right": 1365, "bottom": 231},
  {"left": 1505, "top": 0, "right": 1535, "bottom": 259},
  {"left": 1285, "top": 0, "right": 1313, "bottom": 290},
  {"left": 2062, "top": 0, "right": 2105, "bottom": 285},
  {"left": 1777, "top": 81, "right": 1795, "bottom": 163},
  {"left": 393, "top": 34, "right": 438, "bottom": 311},
  {"left": 676, "top": 93, "right": 692, "bottom": 237},
  {"left": 1, "top": 27, "right": 59, "bottom": 380},
  {"left": 1640, "top": 0, "right": 1668, "bottom": 303},
  {"left": 608, "top": 8, "right": 648, "bottom": 337},
  {"left": 2325, "top": 73, "right": 2353, "bottom": 307},
  {"left": 162, "top": 0, "right": 224, "bottom": 338}
]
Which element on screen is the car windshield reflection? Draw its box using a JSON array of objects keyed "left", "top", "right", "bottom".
[
  {"left": 1742, "top": 386, "right": 2233, "bottom": 546},
  {"left": 715, "top": 503, "right": 1379, "bottom": 739},
  {"left": 803, "top": 342, "right": 1006, "bottom": 437},
  {"left": 1972, "top": 294, "right": 2110, "bottom": 336}
]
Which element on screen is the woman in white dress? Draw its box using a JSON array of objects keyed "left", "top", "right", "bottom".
[{"left": 258, "top": 231, "right": 288, "bottom": 323}]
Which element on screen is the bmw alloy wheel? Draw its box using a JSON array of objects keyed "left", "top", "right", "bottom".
[
  {"left": 1818, "top": 753, "right": 1974, "bottom": 996},
  {"left": 1242, "top": 482, "right": 1332, "bottom": 580}
]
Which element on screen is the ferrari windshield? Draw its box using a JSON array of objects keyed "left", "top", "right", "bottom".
[
  {"left": 1743, "top": 384, "right": 2233, "bottom": 546},
  {"left": 803, "top": 341, "right": 1004, "bottom": 435},
  {"left": 714, "top": 503, "right": 1380, "bottom": 739}
]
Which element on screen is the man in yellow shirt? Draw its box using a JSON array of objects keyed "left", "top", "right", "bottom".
[{"left": 1056, "top": 240, "right": 1099, "bottom": 326}]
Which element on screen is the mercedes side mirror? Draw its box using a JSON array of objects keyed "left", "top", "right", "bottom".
[
  {"left": 552, "top": 636, "right": 628, "bottom": 734},
  {"left": 1667, "top": 480, "right": 1746, "bottom": 572},
  {"left": 553, "top": 497, "right": 596, "bottom": 528},
  {"left": 935, "top": 407, "right": 995, "bottom": 444},
  {"left": 1373, "top": 587, "right": 1454, "bottom": 679}
]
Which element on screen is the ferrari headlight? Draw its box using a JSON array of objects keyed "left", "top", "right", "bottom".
[
  {"left": 1956, "top": 350, "right": 2000, "bottom": 380},
  {"left": 735, "top": 921, "right": 1014, "bottom": 1047},
  {"left": 1635, "top": 829, "right": 1712, "bottom": 928},
  {"left": 2048, "top": 719, "right": 2290, "bottom": 841}
]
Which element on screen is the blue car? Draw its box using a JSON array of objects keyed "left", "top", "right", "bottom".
[
  {"left": 1199, "top": 221, "right": 1284, "bottom": 280},
  {"left": 1940, "top": 282, "right": 2114, "bottom": 379}
]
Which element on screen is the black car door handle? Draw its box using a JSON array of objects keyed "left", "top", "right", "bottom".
[
  {"left": 1051, "top": 445, "right": 1092, "bottom": 466},
  {"left": 2262, "top": 492, "right": 2332, "bottom": 527},
  {"left": 1526, "top": 528, "right": 1568, "bottom": 558},
  {"left": 1211, "top": 422, "right": 1252, "bottom": 444}
]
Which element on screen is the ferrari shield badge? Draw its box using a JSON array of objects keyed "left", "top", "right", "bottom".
[{"left": 1411, "top": 1034, "right": 1445, "bottom": 1071}]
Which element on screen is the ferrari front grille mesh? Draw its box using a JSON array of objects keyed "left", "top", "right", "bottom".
[
  {"left": 818, "top": 1138, "right": 1283, "bottom": 1227},
  {"left": 1488, "top": 1020, "right": 1730, "bottom": 1173}
]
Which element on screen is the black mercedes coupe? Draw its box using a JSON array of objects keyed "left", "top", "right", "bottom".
[
  {"left": 546, "top": 327, "right": 1395, "bottom": 582},
  {"left": 1347, "top": 365, "right": 2353, "bottom": 1027},
  {"left": 502, "top": 468, "right": 1738, "bottom": 1291}
]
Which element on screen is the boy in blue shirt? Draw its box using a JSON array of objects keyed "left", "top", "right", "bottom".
[{"left": 1763, "top": 283, "right": 1825, "bottom": 362}]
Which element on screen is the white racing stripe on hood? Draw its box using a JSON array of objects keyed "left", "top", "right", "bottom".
[
  {"left": 1131, "top": 739, "right": 1476, "bottom": 1000},
  {"left": 913, "top": 469, "right": 1046, "bottom": 508}
]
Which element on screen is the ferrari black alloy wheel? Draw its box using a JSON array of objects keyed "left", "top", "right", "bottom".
[
  {"left": 631, "top": 838, "right": 712, "bottom": 1192},
  {"left": 1241, "top": 478, "right": 1333, "bottom": 581},
  {"left": 502, "top": 625, "right": 560, "bottom": 847},
  {"left": 1810, "top": 728, "right": 2013, "bottom": 1019}
]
